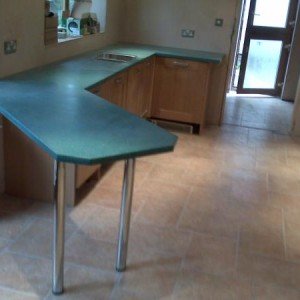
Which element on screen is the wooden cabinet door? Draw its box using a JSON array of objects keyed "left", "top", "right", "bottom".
[
  {"left": 126, "top": 63, "right": 144, "bottom": 115},
  {"left": 126, "top": 58, "right": 154, "bottom": 117},
  {"left": 152, "top": 57, "right": 211, "bottom": 125},
  {"left": 109, "top": 72, "right": 128, "bottom": 108},
  {"left": 140, "top": 59, "right": 154, "bottom": 118},
  {"left": 91, "top": 72, "right": 128, "bottom": 108}
]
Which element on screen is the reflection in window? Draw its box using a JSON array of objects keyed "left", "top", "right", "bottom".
[
  {"left": 244, "top": 39, "right": 282, "bottom": 89},
  {"left": 46, "top": 0, "right": 107, "bottom": 44},
  {"left": 253, "top": 0, "right": 290, "bottom": 28}
]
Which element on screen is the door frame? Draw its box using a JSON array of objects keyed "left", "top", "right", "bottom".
[{"left": 236, "top": 0, "right": 298, "bottom": 96}]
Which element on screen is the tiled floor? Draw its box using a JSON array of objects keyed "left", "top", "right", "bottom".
[
  {"left": 223, "top": 94, "right": 294, "bottom": 134},
  {"left": 1, "top": 124, "right": 300, "bottom": 299}
]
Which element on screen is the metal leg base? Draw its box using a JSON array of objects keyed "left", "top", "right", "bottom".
[
  {"left": 52, "top": 162, "right": 66, "bottom": 295},
  {"left": 116, "top": 158, "right": 135, "bottom": 272}
]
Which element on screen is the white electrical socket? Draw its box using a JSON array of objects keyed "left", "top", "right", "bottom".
[{"left": 181, "top": 29, "right": 195, "bottom": 38}]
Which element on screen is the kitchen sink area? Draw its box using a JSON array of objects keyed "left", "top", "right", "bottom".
[{"left": 96, "top": 52, "right": 137, "bottom": 63}]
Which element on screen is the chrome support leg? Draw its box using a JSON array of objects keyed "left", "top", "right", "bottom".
[
  {"left": 52, "top": 162, "right": 66, "bottom": 295},
  {"left": 116, "top": 158, "right": 136, "bottom": 272}
]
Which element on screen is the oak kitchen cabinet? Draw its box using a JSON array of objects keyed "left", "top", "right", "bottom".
[
  {"left": 90, "top": 59, "right": 154, "bottom": 118},
  {"left": 125, "top": 58, "right": 154, "bottom": 117},
  {"left": 89, "top": 71, "right": 128, "bottom": 108},
  {"left": 151, "top": 57, "right": 212, "bottom": 130}
]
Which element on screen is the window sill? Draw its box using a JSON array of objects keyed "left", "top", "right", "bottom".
[
  {"left": 45, "top": 32, "right": 105, "bottom": 48},
  {"left": 58, "top": 35, "right": 83, "bottom": 43}
]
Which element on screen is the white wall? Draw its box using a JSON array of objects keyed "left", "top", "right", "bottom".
[
  {"left": 122, "top": 0, "right": 239, "bottom": 124},
  {"left": 123, "top": 0, "right": 237, "bottom": 53},
  {"left": 0, "top": 0, "right": 125, "bottom": 78}
]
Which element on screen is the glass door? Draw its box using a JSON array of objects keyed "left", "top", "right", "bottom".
[{"left": 237, "top": 0, "right": 298, "bottom": 95}]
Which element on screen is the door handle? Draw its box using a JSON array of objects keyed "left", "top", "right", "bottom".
[{"left": 172, "top": 61, "right": 189, "bottom": 68}]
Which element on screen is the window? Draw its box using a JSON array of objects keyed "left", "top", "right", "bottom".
[{"left": 45, "top": 0, "right": 107, "bottom": 45}]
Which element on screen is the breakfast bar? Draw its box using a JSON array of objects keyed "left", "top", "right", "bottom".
[
  {"left": 0, "top": 43, "right": 223, "bottom": 295},
  {"left": 0, "top": 90, "right": 177, "bottom": 294}
]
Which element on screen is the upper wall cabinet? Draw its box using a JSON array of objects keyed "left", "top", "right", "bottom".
[{"left": 45, "top": 0, "right": 107, "bottom": 45}]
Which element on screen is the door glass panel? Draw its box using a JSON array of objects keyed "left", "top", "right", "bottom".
[
  {"left": 244, "top": 39, "right": 282, "bottom": 89},
  {"left": 253, "top": 0, "right": 290, "bottom": 28}
]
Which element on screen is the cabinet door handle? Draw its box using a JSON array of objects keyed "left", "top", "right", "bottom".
[
  {"left": 172, "top": 61, "right": 189, "bottom": 68},
  {"left": 115, "top": 78, "right": 123, "bottom": 84}
]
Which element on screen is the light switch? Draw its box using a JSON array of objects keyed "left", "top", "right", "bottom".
[
  {"left": 4, "top": 40, "right": 17, "bottom": 55},
  {"left": 215, "top": 19, "right": 224, "bottom": 27}
]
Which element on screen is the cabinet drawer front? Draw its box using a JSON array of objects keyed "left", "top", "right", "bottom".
[{"left": 156, "top": 57, "right": 209, "bottom": 72}]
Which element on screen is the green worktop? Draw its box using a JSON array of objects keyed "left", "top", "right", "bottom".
[{"left": 0, "top": 43, "right": 224, "bottom": 165}]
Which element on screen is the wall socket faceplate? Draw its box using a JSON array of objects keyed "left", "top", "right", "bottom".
[
  {"left": 4, "top": 40, "right": 17, "bottom": 55},
  {"left": 181, "top": 29, "right": 195, "bottom": 38}
]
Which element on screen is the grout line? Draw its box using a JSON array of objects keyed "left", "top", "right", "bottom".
[
  {"left": 235, "top": 224, "right": 241, "bottom": 272},
  {"left": 282, "top": 208, "right": 288, "bottom": 260},
  {"left": 175, "top": 185, "right": 194, "bottom": 230}
]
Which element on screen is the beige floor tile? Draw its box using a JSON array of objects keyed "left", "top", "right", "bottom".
[
  {"left": 65, "top": 233, "right": 116, "bottom": 271},
  {"left": 178, "top": 206, "right": 239, "bottom": 238},
  {"left": 0, "top": 238, "right": 11, "bottom": 251},
  {"left": 129, "top": 222, "right": 191, "bottom": 256},
  {"left": 268, "top": 192, "right": 300, "bottom": 211},
  {"left": 136, "top": 179, "right": 191, "bottom": 205},
  {"left": 183, "top": 172, "right": 224, "bottom": 190},
  {"left": 284, "top": 212, "right": 300, "bottom": 262},
  {"left": 239, "top": 206, "right": 285, "bottom": 259},
  {"left": 172, "top": 269, "right": 252, "bottom": 300},
  {"left": 222, "top": 153, "right": 256, "bottom": 171},
  {"left": 0, "top": 288, "right": 40, "bottom": 300},
  {"left": 0, "top": 211, "right": 33, "bottom": 240},
  {"left": 231, "top": 180, "right": 268, "bottom": 204},
  {"left": 252, "top": 284, "right": 300, "bottom": 300},
  {"left": 268, "top": 174, "right": 300, "bottom": 195},
  {"left": 187, "top": 185, "right": 233, "bottom": 211},
  {"left": 146, "top": 164, "right": 187, "bottom": 185},
  {"left": 238, "top": 253, "right": 300, "bottom": 289},
  {"left": 45, "top": 266, "right": 116, "bottom": 300},
  {"left": 134, "top": 199, "right": 184, "bottom": 228},
  {"left": 0, "top": 253, "right": 51, "bottom": 297},
  {"left": 110, "top": 288, "right": 151, "bottom": 300},
  {"left": 113, "top": 244, "right": 181, "bottom": 300},
  {"left": 239, "top": 206, "right": 283, "bottom": 234},
  {"left": 183, "top": 233, "right": 237, "bottom": 276},
  {"left": 19, "top": 200, "right": 98, "bottom": 227},
  {"left": 239, "top": 229, "right": 285, "bottom": 259},
  {"left": 8, "top": 219, "right": 76, "bottom": 259},
  {"left": 81, "top": 186, "right": 145, "bottom": 213},
  {"left": 78, "top": 206, "right": 121, "bottom": 244},
  {"left": 248, "top": 128, "right": 276, "bottom": 143}
]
